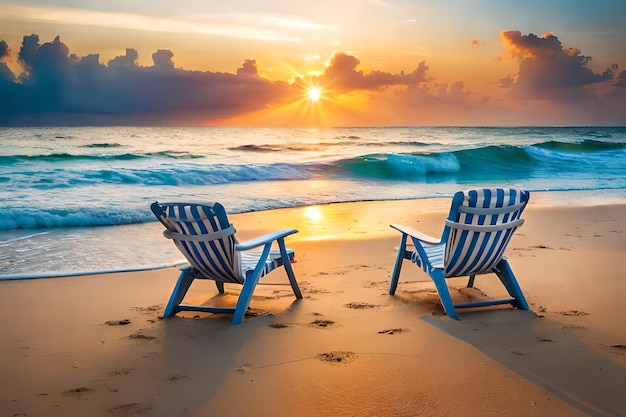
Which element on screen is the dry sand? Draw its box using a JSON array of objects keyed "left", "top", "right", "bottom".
[{"left": 1, "top": 195, "right": 625, "bottom": 417}]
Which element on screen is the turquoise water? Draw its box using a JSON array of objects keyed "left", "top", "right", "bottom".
[{"left": 1, "top": 126, "right": 625, "bottom": 278}]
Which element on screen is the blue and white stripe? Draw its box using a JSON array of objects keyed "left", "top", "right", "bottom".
[{"left": 443, "top": 188, "right": 527, "bottom": 277}]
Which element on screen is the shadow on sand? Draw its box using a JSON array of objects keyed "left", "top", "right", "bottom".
[{"left": 423, "top": 310, "right": 626, "bottom": 417}]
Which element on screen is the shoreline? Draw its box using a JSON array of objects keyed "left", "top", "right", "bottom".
[
  {"left": 2, "top": 195, "right": 626, "bottom": 416},
  {"left": 2, "top": 188, "right": 626, "bottom": 280},
  {"left": 0, "top": 262, "right": 188, "bottom": 281}
]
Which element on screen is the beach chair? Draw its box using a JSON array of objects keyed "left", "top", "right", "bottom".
[
  {"left": 151, "top": 202, "right": 302, "bottom": 325},
  {"left": 389, "top": 188, "right": 530, "bottom": 320}
]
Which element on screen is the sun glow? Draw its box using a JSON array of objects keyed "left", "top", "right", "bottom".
[
  {"left": 216, "top": 69, "right": 348, "bottom": 126},
  {"left": 307, "top": 87, "right": 322, "bottom": 102},
  {"left": 303, "top": 205, "right": 324, "bottom": 222}
]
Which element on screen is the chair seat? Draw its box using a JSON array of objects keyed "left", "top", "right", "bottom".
[{"left": 240, "top": 249, "right": 295, "bottom": 281}]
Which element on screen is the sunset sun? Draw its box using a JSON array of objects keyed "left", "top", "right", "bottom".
[{"left": 307, "top": 87, "right": 322, "bottom": 102}]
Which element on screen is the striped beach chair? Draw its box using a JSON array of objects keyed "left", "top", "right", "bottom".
[
  {"left": 389, "top": 188, "right": 530, "bottom": 320},
  {"left": 151, "top": 202, "right": 302, "bottom": 325}
]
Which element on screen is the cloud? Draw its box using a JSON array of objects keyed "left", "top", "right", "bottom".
[
  {"left": 604, "top": 70, "right": 626, "bottom": 99},
  {"left": 0, "top": 40, "right": 14, "bottom": 82},
  {"left": 500, "top": 30, "right": 614, "bottom": 99},
  {"left": 0, "top": 32, "right": 624, "bottom": 126},
  {"left": 0, "top": 40, "right": 9, "bottom": 59},
  {"left": 302, "top": 53, "right": 473, "bottom": 111},
  {"left": 304, "top": 51, "right": 431, "bottom": 92},
  {"left": 236, "top": 59, "right": 259, "bottom": 77},
  {"left": 17, "top": 34, "right": 43, "bottom": 70},
  {"left": 0, "top": 34, "right": 297, "bottom": 124},
  {"left": 152, "top": 50, "right": 175, "bottom": 70},
  {"left": 0, "top": 3, "right": 318, "bottom": 42},
  {"left": 108, "top": 49, "right": 139, "bottom": 67}
]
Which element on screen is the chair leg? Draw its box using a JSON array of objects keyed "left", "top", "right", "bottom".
[
  {"left": 430, "top": 269, "right": 461, "bottom": 320},
  {"left": 232, "top": 243, "right": 272, "bottom": 325},
  {"left": 215, "top": 281, "right": 225, "bottom": 294},
  {"left": 494, "top": 258, "right": 529, "bottom": 311},
  {"left": 278, "top": 237, "right": 302, "bottom": 299},
  {"left": 389, "top": 234, "right": 408, "bottom": 295},
  {"left": 164, "top": 267, "right": 194, "bottom": 318}
]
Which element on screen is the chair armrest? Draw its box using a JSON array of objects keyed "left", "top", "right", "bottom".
[
  {"left": 236, "top": 228, "right": 298, "bottom": 251},
  {"left": 390, "top": 224, "right": 440, "bottom": 245}
]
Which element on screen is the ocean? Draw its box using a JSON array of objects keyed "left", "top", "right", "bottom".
[{"left": 1, "top": 126, "right": 625, "bottom": 279}]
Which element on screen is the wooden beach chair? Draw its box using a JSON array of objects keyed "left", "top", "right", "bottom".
[
  {"left": 389, "top": 188, "right": 530, "bottom": 319},
  {"left": 151, "top": 202, "right": 302, "bottom": 325}
]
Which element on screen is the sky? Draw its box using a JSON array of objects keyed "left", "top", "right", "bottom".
[{"left": 0, "top": 0, "right": 625, "bottom": 127}]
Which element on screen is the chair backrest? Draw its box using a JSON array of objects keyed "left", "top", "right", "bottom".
[
  {"left": 151, "top": 202, "right": 243, "bottom": 283},
  {"left": 442, "top": 188, "right": 529, "bottom": 277}
]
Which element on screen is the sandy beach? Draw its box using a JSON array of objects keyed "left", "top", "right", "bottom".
[{"left": 1, "top": 195, "right": 625, "bottom": 417}]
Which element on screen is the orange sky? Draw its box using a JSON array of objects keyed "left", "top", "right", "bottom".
[{"left": 0, "top": 1, "right": 625, "bottom": 126}]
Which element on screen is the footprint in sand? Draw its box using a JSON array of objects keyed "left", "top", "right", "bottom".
[
  {"left": 62, "top": 387, "right": 95, "bottom": 397},
  {"left": 131, "top": 305, "right": 162, "bottom": 315},
  {"left": 166, "top": 374, "right": 189, "bottom": 381},
  {"left": 530, "top": 244, "right": 553, "bottom": 249},
  {"left": 536, "top": 337, "right": 554, "bottom": 342},
  {"left": 557, "top": 310, "right": 590, "bottom": 316},
  {"left": 243, "top": 309, "right": 268, "bottom": 318},
  {"left": 378, "top": 328, "right": 408, "bottom": 335},
  {"left": 309, "top": 319, "right": 335, "bottom": 328},
  {"left": 110, "top": 368, "right": 134, "bottom": 376},
  {"left": 363, "top": 280, "right": 390, "bottom": 289},
  {"left": 106, "top": 402, "right": 153, "bottom": 414},
  {"left": 316, "top": 351, "right": 357, "bottom": 364},
  {"left": 345, "top": 302, "right": 379, "bottom": 309},
  {"left": 104, "top": 319, "right": 131, "bottom": 326},
  {"left": 304, "top": 287, "right": 331, "bottom": 294},
  {"left": 268, "top": 322, "right": 289, "bottom": 328},
  {"left": 132, "top": 305, "right": 165, "bottom": 321},
  {"left": 236, "top": 363, "right": 253, "bottom": 374},
  {"left": 597, "top": 344, "right": 626, "bottom": 357},
  {"left": 128, "top": 333, "right": 158, "bottom": 341},
  {"left": 561, "top": 325, "right": 587, "bottom": 330}
]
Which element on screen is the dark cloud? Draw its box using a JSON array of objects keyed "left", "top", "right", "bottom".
[
  {"left": 0, "top": 37, "right": 436, "bottom": 125},
  {"left": 236, "top": 59, "right": 258, "bottom": 77},
  {"left": 0, "top": 63, "right": 14, "bottom": 83},
  {"left": 108, "top": 49, "right": 139, "bottom": 67},
  {"left": 0, "top": 34, "right": 295, "bottom": 125},
  {"left": 17, "top": 34, "right": 41, "bottom": 70},
  {"left": 0, "top": 40, "right": 13, "bottom": 82},
  {"left": 305, "top": 51, "right": 430, "bottom": 92},
  {"left": 500, "top": 30, "right": 614, "bottom": 99},
  {"left": 604, "top": 70, "right": 626, "bottom": 99},
  {"left": 152, "top": 50, "right": 174, "bottom": 70},
  {"left": 0, "top": 40, "right": 9, "bottom": 59}
]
